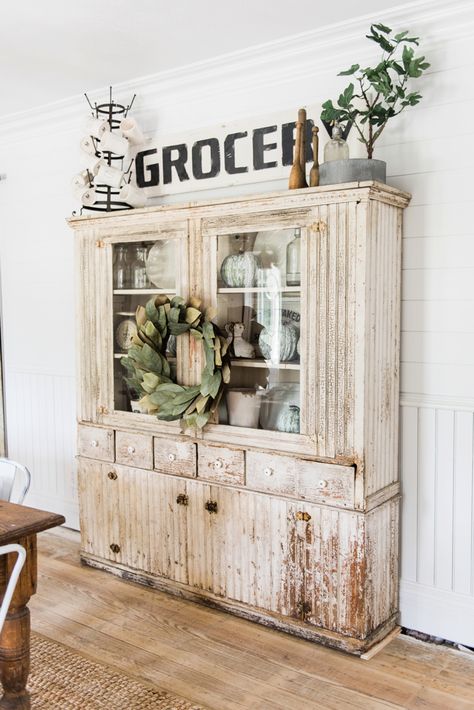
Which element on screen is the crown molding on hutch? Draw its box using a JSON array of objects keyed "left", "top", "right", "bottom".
[{"left": 0, "top": 0, "right": 472, "bottom": 146}]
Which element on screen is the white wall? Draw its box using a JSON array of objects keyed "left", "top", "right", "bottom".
[{"left": 0, "top": 0, "right": 473, "bottom": 645}]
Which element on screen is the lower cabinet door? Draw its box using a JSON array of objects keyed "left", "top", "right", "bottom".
[
  {"left": 185, "top": 480, "right": 289, "bottom": 612},
  {"left": 78, "top": 457, "right": 151, "bottom": 571},
  {"left": 148, "top": 473, "right": 190, "bottom": 585},
  {"left": 281, "top": 502, "right": 374, "bottom": 639}
]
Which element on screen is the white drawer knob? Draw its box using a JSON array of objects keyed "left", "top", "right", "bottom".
[
  {"left": 127, "top": 446, "right": 135, "bottom": 454},
  {"left": 264, "top": 467, "right": 274, "bottom": 477},
  {"left": 318, "top": 479, "right": 328, "bottom": 489},
  {"left": 214, "top": 458, "right": 223, "bottom": 470},
  {"left": 91, "top": 440, "right": 98, "bottom": 448},
  {"left": 168, "top": 453, "right": 176, "bottom": 462}
]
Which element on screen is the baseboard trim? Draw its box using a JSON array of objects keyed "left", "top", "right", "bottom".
[{"left": 400, "top": 580, "right": 474, "bottom": 647}]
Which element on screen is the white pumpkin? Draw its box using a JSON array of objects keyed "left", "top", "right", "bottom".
[
  {"left": 220, "top": 251, "right": 259, "bottom": 287},
  {"left": 258, "top": 323, "right": 298, "bottom": 362}
]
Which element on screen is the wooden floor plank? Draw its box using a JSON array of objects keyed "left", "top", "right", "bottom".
[{"left": 29, "top": 531, "right": 474, "bottom": 710}]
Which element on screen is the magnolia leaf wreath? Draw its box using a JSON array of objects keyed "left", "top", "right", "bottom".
[{"left": 120, "top": 295, "right": 231, "bottom": 430}]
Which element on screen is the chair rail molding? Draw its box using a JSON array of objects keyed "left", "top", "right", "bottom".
[{"left": 401, "top": 392, "right": 474, "bottom": 412}]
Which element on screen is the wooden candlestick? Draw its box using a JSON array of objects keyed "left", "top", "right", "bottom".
[
  {"left": 288, "top": 121, "right": 306, "bottom": 189},
  {"left": 298, "top": 108, "right": 308, "bottom": 188},
  {"left": 309, "top": 126, "right": 320, "bottom": 187}
]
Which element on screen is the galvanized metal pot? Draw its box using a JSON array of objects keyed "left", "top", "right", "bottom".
[{"left": 319, "top": 158, "right": 386, "bottom": 185}]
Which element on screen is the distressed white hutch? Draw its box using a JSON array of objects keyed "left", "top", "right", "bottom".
[{"left": 70, "top": 181, "right": 410, "bottom": 654}]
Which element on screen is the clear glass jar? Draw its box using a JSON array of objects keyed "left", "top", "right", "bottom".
[
  {"left": 286, "top": 228, "right": 301, "bottom": 286},
  {"left": 324, "top": 121, "right": 349, "bottom": 162},
  {"left": 113, "top": 245, "right": 130, "bottom": 289},
  {"left": 130, "top": 245, "right": 148, "bottom": 289}
]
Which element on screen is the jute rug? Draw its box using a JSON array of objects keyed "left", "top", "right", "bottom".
[{"left": 28, "top": 632, "right": 205, "bottom": 709}]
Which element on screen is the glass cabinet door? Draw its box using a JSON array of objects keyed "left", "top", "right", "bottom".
[
  {"left": 112, "top": 236, "right": 180, "bottom": 413},
  {"left": 214, "top": 228, "right": 304, "bottom": 435}
]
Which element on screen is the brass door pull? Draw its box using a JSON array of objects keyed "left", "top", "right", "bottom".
[
  {"left": 107, "top": 471, "right": 118, "bottom": 480},
  {"left": 176, "top": 493, "right": 189, "bottom": 506},
  {"left": 296, "top": 511, "right": 311, "bottom": 522},
  {"left": 205, "top": 500, "right": 218, "bottom": 514},
  {"left": 109, "top": 543, "right": 120, "bottom": 554}
]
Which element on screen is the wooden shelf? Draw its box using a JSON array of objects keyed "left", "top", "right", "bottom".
[
  {"left": 113, "top": 289, "right": 176, "bottom": 295},
  {"left": 114, "top": 353, "right": 298, "bottom": 369},
  {"left": 230, "top": 358, "right": 300, "bottom": 370},
  {"left": 218, "top": 287, "right": 300, "bottom": 294}
]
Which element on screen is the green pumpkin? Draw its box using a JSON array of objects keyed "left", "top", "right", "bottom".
[
  {"left": 258, "top": 323, "right": 299, "bottom": 362},
  {"left": 276, "top": 404, "right": 300, "bottom": 434},
  {"left": 220, "top": 251, "right": 259, "bottom": 288}
]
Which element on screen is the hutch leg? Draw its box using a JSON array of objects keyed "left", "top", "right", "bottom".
[{"left": 0, "top": 535, "right": 36, "bottom": 710}]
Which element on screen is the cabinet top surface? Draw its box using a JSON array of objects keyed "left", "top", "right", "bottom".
[{"left": 68, "top": 181, "right": 410, "bottom": 228}]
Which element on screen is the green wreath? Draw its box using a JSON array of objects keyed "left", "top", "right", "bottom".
[{"left": 121, "top": 295, "right": 231, "bottom": 430}]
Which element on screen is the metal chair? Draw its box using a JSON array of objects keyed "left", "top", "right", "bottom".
[
  {"left": 0, "top": 459, "right": 31, "bottom": 504},
  {"left": 0, "top": 545, "right": 26, "bottom": 634}
]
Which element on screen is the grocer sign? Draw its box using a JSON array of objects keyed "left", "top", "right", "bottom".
[{"left": 135, "top": 107, "right": 319, "bottom": 197}]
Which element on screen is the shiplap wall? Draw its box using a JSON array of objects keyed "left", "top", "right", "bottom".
[{"left": 0, "top": 0, "right": 473, "bottom": 643}]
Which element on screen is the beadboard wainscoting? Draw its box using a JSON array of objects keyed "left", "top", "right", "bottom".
[
  {"left": 4, "top": 370, "right": 78, "bottom": 528},
  {"left": 399, "top": 397, "right": 474, "bottom": 645}
]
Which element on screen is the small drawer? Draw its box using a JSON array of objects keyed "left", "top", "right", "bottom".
[
  {"left": 297, "top": 461, "right": 355, "bottom": 509},
  {"left": 78, "top": 425, "right": 114, "bottom": 462},
  {"left": 246, "top": 451, "right": 297, "bottom": 496},
  {"left": 115, "top": 431, "right": 153, "bottom": 469},
  {"left": 154, "top": 438, "right": 196, "bottom": 477},
  {"left": 197, "top": 443, "right": 245, "bottom": 485}
]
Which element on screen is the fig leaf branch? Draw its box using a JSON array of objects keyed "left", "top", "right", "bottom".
[{"left": 320, "top": 24, "right": 430, "bottom": 158}]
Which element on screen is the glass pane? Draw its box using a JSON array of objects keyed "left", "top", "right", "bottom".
[
  {"left": 112, "top": 239, "right": 177, "bottom": 413},
  {"left": 216, "top": 230, "right": 301, "bottom": 434}
]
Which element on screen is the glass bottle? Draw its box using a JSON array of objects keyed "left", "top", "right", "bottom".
[
  {"left": 286, "top": 228, "right": 301, "bottom": 286},
  {"left": 130, "top": 244, "right": 148, "bottom": 289},
  {"left": 324, "top": 121, "right": 349, "bottom": 162},
  {"left": 113, "top": 245, "right": 130, "bottom": 289}
]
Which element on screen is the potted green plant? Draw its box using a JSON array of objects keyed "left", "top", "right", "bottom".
[{"left": 320, "top": 23, "right": 430, "bottom": 184}]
